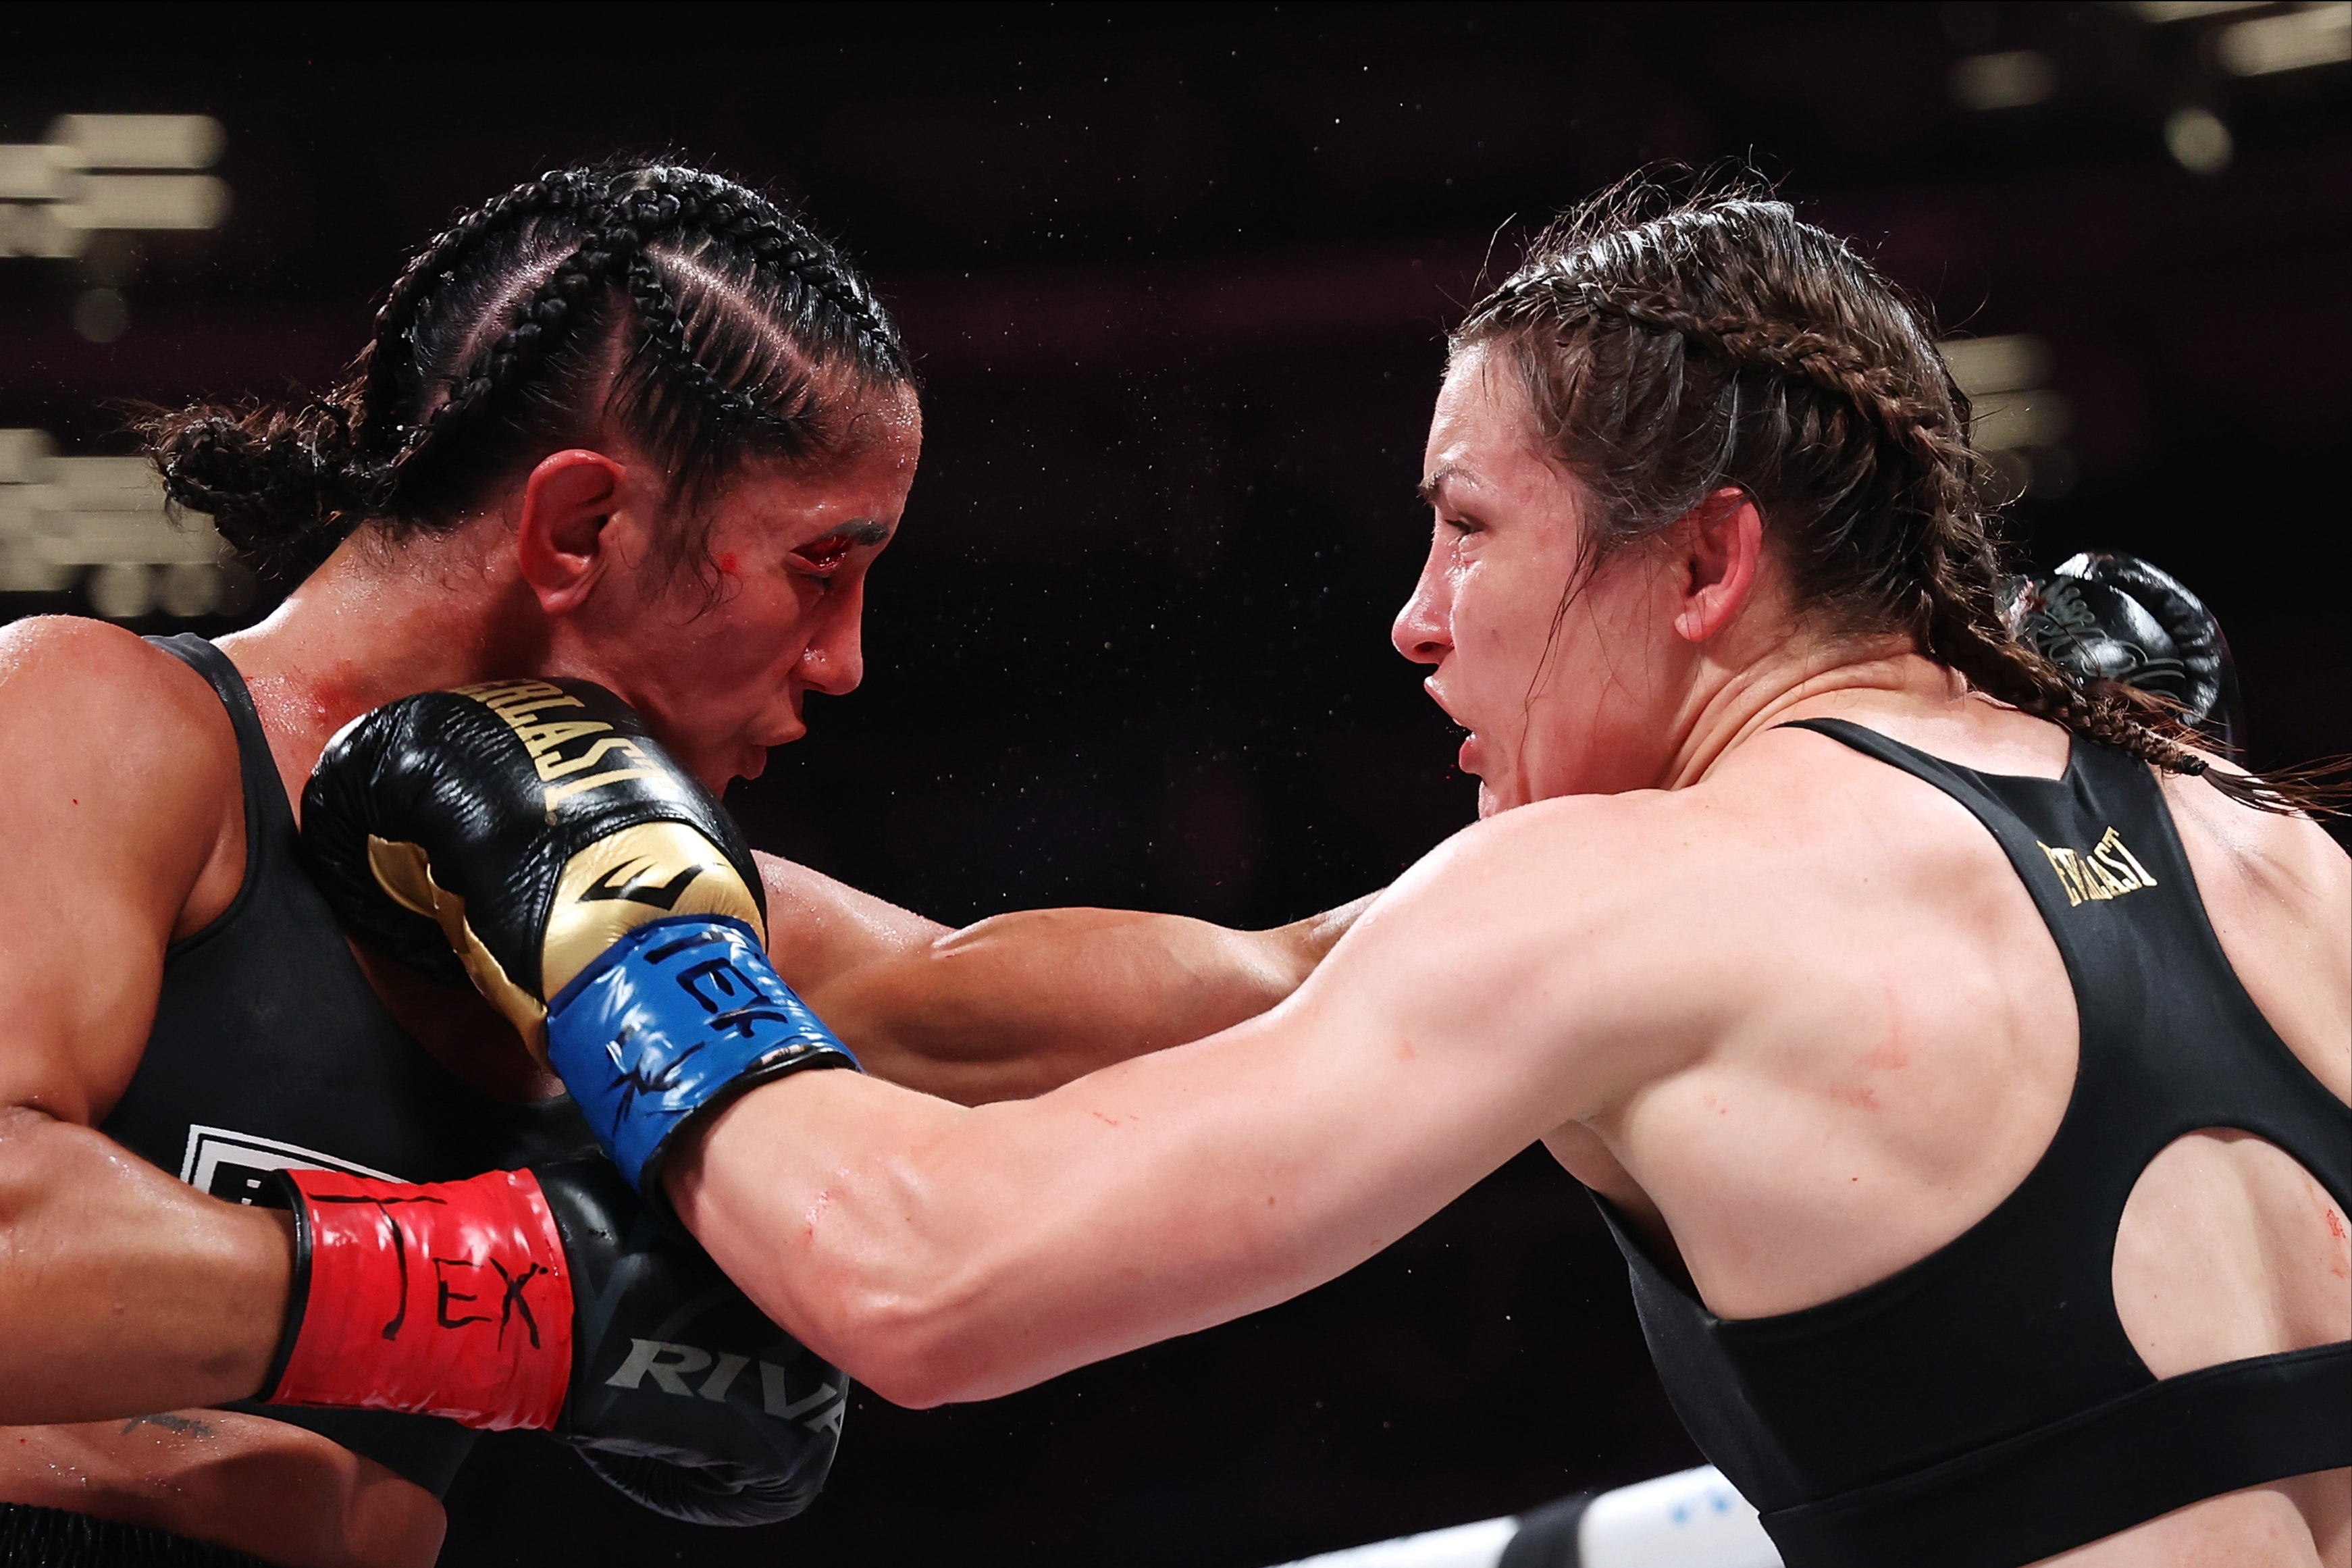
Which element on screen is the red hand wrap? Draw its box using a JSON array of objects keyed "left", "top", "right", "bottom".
[{"left": 269, "top": 1168, "right": 574, "bottom": 1431}]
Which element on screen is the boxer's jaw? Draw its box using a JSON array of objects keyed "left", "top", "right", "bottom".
[
  {"left": 540, "top": 404, "right": 920, "bottom": 791},
  {"left": 213, "top": 310, "right": 924, "bottom": 809}
]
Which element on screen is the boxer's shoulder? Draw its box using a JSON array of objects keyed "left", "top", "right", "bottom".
[
  {"left": 0, "top": 621, "right": 252, "bottom": 1124},
  {"left": 2161, "top": 756, "right": 2350, "bottom": 1102},
  {"left": 1339, "top": 727, "right": 2035, "bottom": 1076},
  {"left": 0, "top": 614, "right": 240, "bottom": 773},
  {"left": 1406, "top": 763, "right": 1825, "bottom": 929},
  {"left": 2161, "top": 750, "right": 2350, "bottom": 890},
  {"left": 0, "top": 615, "right": 247, "bottom": 954}
]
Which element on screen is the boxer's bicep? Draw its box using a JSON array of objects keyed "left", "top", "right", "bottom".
[
  {"left": 978, "top": 802, "right": 1706, "bottom": 1334},
  {"left": 1280, "top": 795, "right": 1710, "bottom": 1120},
  {"left": 0, "top": 620, "right": 238, "bottom": 1123}
]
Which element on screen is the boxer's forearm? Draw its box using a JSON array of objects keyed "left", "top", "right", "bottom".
[
  {"left": 758, "top": 851, "right": 1377, "bottom": 1102},
  {"left": 813, "top": 897, "right": 1376, "bottom": 1103},
  {"left": 0, "top": 1106, "right": 290, "bottom": 1423}
]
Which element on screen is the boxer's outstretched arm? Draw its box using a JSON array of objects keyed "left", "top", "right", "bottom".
[
  {"left": 757, "top": 852, "right": 1376, "bottom": 1103},
  {"left": 674, "top": 791, "right": 1700, "bottom": 1407},
  {"left": 0, "top": 619, "right": 291, "bottom": 1423}
]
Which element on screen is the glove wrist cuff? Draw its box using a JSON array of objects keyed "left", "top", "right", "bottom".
[
  {"left": 546, "top": 916, "right": 860, "bottom": 1201},
  {"left": 266, "top": 1167, "right": 575, "bottom": 1431}
]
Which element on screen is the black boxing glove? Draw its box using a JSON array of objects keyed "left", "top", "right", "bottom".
[
  {"left": 263, "top": 1157, "right": 845, "bottom": 1525},
  {"left": 301, "top": 679, "right": 860, "bottom": 1201},
  {"left": 544, "top": 1159, "right": 847, "bottom": 1525},
  {"left": 2002, "top": 550, "right": 2245, "bottom": 750}
]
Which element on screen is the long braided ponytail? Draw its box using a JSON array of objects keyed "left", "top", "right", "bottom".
[
  {"left": 142, "top": 160, "right": 912, "bottom": 585},
  {"left": 1454, "top": 176, "right": 2333, "bottom": 816}
]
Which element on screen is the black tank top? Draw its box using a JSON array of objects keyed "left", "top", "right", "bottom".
[
  {"left": 98, "top": 635, "right": 592, "bottom": 1496},
  {"left": 1597, "top": 718, "right": 2351, "bottom": 1568}
]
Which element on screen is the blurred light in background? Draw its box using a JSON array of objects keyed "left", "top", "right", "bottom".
[
  {"left": 2165, "top": 104, "right": 2238, "bottom": 170},
  {"left": 2216, "top": 3, "right": 2352, "bottom": 74},
  {"left": 49, "top": 112, "right": 225, "bottom": 169},
  {"left": 2131, "top": 1, "right": 2269, "bottom": 22},
  {"left": 0, "top": 114, "right": 228, "bottom": 343},
  {"left": 1954, "top": 3, "right": 2349, "bottom": 173},
  {"left": 1949, "top": 49, "right": 2058, "bottom": 109},
  {"left": 0, "top": 114, "right": 228, "bottom": 256},
  {"left": 1943, "top": 334, "right": 2076, "bottom": 500},
  {"left": 1943, "top": 334, "right": 2052, "bottom": 402},
  {"left": 0, "top": 428, "right": 247, "bottom": 619}
]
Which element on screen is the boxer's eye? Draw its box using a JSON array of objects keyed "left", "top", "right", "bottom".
[{"left": 791, "top": 533, "right": 859, "bottom": 575}]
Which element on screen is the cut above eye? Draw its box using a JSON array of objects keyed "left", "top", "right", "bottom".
[{"left": 792, "top": 533, "right": 860, "bottom": 571}]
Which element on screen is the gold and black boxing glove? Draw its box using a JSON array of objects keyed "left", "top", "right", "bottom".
[{"left": 301, "top": 678, "right": 860, "bottom": 1200}]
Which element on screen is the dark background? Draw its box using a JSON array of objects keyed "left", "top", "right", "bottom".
[{"left": 2, "top": 4, "right": 2345, "bottom": 1564}]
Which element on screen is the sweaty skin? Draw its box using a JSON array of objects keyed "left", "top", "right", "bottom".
[
  {"left": 669, "top": 348, "right": 2350, "bottom": 1568},
  {"left": 0, "top": 413, "right": 1363, "bottom": 1567}
]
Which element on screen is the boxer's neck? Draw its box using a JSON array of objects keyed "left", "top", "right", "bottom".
[
  {"left": 1655, "top": 637, "right": 1962, "bottom": 793},
  {"left": 217, "top": 519, "right": 542, "bottom": 783}
]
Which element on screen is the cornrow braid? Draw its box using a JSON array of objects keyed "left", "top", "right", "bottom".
[
  {"left": 639, "top": 165, "right": 907, "bottom": 372},
  {"left": 377, "top": 172, "right": 702, "bottom": 488},
  {"left": 1567, "top": 284, "right": 1968, "bottom": 459},
  {"left": 355, "top": 167, "right": 604, "bottom": 456},
  {"left": 619, "top": 246, "right": 773, "bottom": 433},
  {"left": 140, "top": 159, "right": 913, "bottom": 587},
  {"left": 1454, "top": 175, "right": 2334, "bottom": 816},
  {"left": 596, "top": 172, "right": 833, "bottom": 464}
]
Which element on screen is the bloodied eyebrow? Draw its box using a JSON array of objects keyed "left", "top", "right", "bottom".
[
  {"left": 802, "top": 519, "right": 892, "bottom": 550},
  {"left": 791, "top": 519, "right": 893, "bottom": 569}
]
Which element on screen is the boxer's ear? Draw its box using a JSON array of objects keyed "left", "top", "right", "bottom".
[
  {"left": 1671, "top": 487, "right": 1765, "bottom": 645},
  {"left": 517, "top": 450, "right": 629, "bottom": 615}
]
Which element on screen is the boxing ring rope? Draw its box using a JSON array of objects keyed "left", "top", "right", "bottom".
[{"left": 1268, "top": 1465, "right": 1782, "bottom": 1568}]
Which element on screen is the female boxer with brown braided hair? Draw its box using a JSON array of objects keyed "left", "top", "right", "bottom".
[
  {"left": 656, "top": 186, "right": 2349, "bottom": 1567},
  {"left": 0, "top": 161, "right": 1362, "bottom": 1568}
]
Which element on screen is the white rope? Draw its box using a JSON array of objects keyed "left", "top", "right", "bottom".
[
  {"left": 1266, "top": 1465, "right": 1783, "bottom": 1568},
  {"left": 1576, "top": 1468, "right": 1780, "bottom": 1568},
  {"left": 1273, "top": 1517, "right": 1518, "bottom": 1568}
]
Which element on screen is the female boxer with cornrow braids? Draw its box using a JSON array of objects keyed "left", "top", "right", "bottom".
[
  {"left": 151, "top": 162, "right": 912, "bottom": 589},
  {"left": 0, "top": 159, "right": 1371, "bottom": 1568},
  {"left": 615, "top": 180, "right": 2347, "bottom": 1568}
]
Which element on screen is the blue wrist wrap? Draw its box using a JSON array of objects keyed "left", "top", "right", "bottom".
[{"left": 545, "top": 916, "right": 860, "bottom": 1194}]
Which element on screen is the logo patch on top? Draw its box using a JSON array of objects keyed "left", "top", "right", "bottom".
[
  {"left": 177, "top": 1125, "right": 398, "bottom": 1206},
  {"left": 2037, "top": 827, "right": 2158, "bottom": 910}
]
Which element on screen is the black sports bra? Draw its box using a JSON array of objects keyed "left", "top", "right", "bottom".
[{"left": 1595, "top": 718, "right": 2350, "bottom": 1568}]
